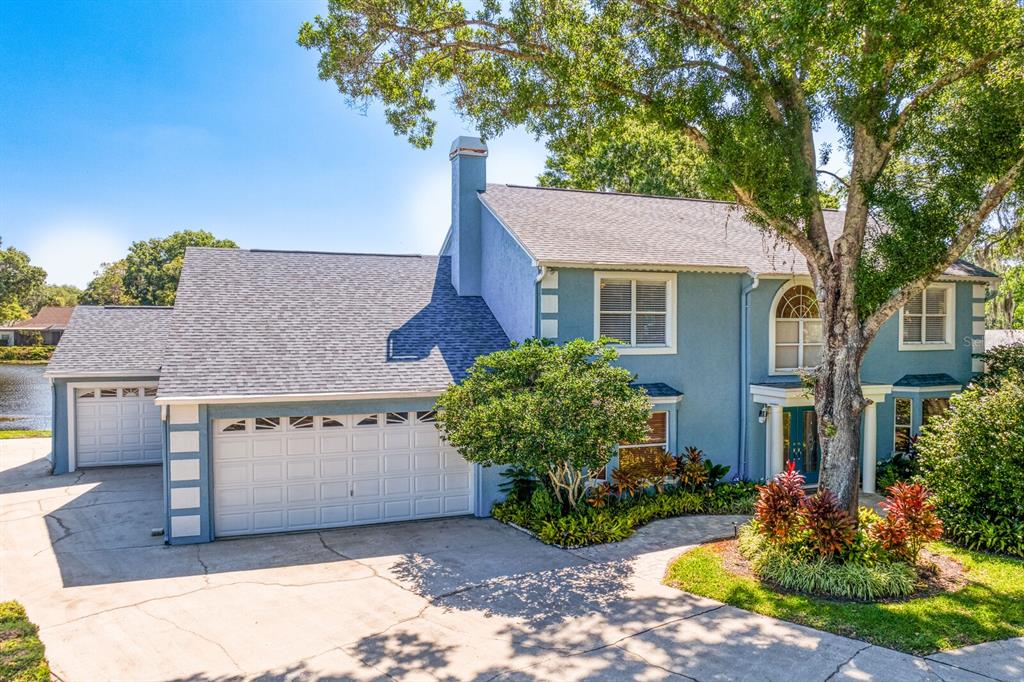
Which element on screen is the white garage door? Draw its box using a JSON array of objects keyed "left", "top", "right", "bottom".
[
  {"left": 212, "top": 410, "right": 474, "bottom": 537},
  {"left": 75, "top": 386, "right": 163, "bottom": 466}
]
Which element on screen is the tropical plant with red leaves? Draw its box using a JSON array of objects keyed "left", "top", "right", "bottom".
[
  {"left": 754, "top": 461, "right": 806, "bottom": 542},
  {"left": 676, "top": 446, "right": 710, "bottom": 491},
  {"left": 799, "top": 488, "right": 856, "bottom": 558},
  {"left": 874, "top": 482, "right": 943, "bottom": 561}
]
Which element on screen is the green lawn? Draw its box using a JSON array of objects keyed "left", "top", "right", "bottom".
[
  {"left": 0, "top": 601, "right": 50, "bottom": 682},
  {"left": 665, "top": 542, "right": 1024, "bottom": 655},
  {"left": 0, "top": 430, "right": 51, "bottom": 440}
]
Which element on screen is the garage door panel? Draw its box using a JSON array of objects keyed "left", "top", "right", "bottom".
[
  {"left": 383, "top": 453, "right": 410, "bottom": 473},
  {"left": 321, "top": 434, "right": 349, "bottom": 454},
  {"left": 252, "top": 486, "right": 283, "bottom": 506},
  {"left": 287, "top": 483, "right": 317, "bottom": 503},
  {"left": 286, "top": 459, "right": 317, "bottom": 480},
  {"left": 286, "top": 436, "right": 316, "bottom": 456},
  {"left": 217, "top": 487, "right": 249, "bottom": 509},
  {"left": 253, "top": 439, "right": 285, "bottom": 458},
  {"left": 383, "top": 477, "right": 411, "bottom": 496},
  {"left": 252, "top": 461, "right": 283, "bottom": 482},
  {"left": 213, "top": 411, "right": 474, "bottom": 537},
  {"left": 321, "top": 458, "right": 349, "bottom": 477},
  {"left": 352, "top": 456, "right": 380, "bottom": 475},
  {"left": 320, "top": 481, "right": 349, "bottom": 502}
]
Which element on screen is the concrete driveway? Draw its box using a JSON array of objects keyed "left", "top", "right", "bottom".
[{"left": 1, "top": 438, "right": 1020, "bottom": 681}]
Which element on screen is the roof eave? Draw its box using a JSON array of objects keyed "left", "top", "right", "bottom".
[{"left": 154, "top": 388, "right": 447, "bottom": 406}]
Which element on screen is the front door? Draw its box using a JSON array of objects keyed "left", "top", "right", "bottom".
[{"left": 784, "top": 406, "right": 820, "bottom": 485}]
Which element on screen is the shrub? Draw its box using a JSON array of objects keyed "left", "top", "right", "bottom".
[
  {"left": 799, "top": 488, "right": 856, "bottom": 559},
  {"left": 586, "top": 481, "right": 612, "bottom": 508},
  {"left": 530, "top": 487, "right": 562, "bottom": 520},
  {"left": 498, "top": 465, "right": 539, "bottom": 504},
  {"left": 916, "top": 374, "right": 1024, "bottom": 557},
  {"left": 676, "top": 446, "right": 710, "bottom": 490},
  {"left": 612, "top": 460, "right": 647, "bottom": 498},
  {"left": 875, "top": 482, "right": 943, "bottom": 561},
  {"left": 754, "top": 462, "right": 806, "bottom": 542},
  {"left": 0, "top": 345, "right": 54, "bottom": 362},
  {"left": 536, "top": 508, "right": 633, "bottom": 547},
  {"left": 738, "top": 524, "right": 916, "bottom": 600},
  {"left": 876, "top": 442, "right": 920, "bottom": 491},
  {"left": 973, "top": 343, "right": 1024, "bottom": 388},
  {"left": 436, "top": 338, "right": 652, "bottom": 511}
]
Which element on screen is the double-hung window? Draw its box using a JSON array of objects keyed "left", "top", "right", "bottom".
[
  {"left": 900, "top": 284, "right": 954, "bottom": 350},
  {"left": 595, "top": 272, "right": 674, "bottom": 354}
]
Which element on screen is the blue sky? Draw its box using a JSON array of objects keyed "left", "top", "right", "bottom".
[{"left": 1, "top": 1, "right": 844, "bottom": 288}]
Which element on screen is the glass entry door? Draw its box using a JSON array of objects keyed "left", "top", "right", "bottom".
[{"left": 784, "top": 406, "right": 820, "bottom": 485}]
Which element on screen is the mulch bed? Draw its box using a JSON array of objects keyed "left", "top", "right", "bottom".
[{"left": 707, "top": 538, "right": 968, "bottom": 602}]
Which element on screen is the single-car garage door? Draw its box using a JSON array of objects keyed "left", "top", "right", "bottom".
[
  {"left": 211, "top": 410, "right": 473, "bottom": 537},
  {"left": 75, "top": 386, "right": 163, "bottom": 466}
]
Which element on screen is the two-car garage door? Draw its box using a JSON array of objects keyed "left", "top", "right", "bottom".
[{"left": 211, "top": 410, "right": 474, "bottom": 537}]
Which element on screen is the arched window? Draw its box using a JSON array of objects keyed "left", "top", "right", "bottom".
[{"left": 773, "top": 284, "right": 823, "bottom": 373}]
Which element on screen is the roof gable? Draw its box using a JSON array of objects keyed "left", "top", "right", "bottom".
[{"left": 46, "top": 306, "right": 172, "bottom": 376}]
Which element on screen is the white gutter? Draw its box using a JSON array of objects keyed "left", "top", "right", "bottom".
[
  {"left": 154, "top": 388, "right": 445, "bottom": 406},
  {"left": 44, "top": 368, "right": 161, "bottom": 379},
  {"left": 738, "top": 273, "right": 760, "bottom": 480}
]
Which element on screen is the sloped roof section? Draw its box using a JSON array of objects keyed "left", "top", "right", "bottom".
[
  {"left": 10, "top": 306, "right": 74, "bottom": 330},
  {"left": 157, "top": 248, "right": 509, "bottom": 399},
  {"left": 894, "top": 373, "right": 961, "bottom": 388},
  {"left": 480, "top": 184, "right": 996, "bottom": 280},
  {"left": 46, "top": 306, "right": 172, "bottom": 376}
]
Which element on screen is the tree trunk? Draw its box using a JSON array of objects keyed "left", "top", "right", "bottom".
[{"left": 815, "top": 348, "right": 865, "bottom": 518}]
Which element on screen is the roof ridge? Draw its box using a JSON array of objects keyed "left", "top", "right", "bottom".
[
  {"left": 245, "top": 249, "right": 432, "bottom": 258},
  {"left": 490, "top": 183, "right": 846, "bottom": 212}
]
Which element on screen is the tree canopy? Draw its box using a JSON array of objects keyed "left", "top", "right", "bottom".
[
  {"left": 300, "top": 0, "right": 1024, "bottom": 514},
  {"left": 84, "top": 230, "right": 238, "bottom": 306},
  {"left": 0, "top": 239, "right": 46, "bottom": 314},
  {"left": 435, "top": 338, "right": 651, "bottom": 508}
]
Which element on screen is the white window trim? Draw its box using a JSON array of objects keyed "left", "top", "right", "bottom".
[
  {"left": 593, "top": 271, "right": 676, "bottom": 355},
  {"left": 65, "top": 380, "right": 160, "bottom": 473},
  {"left": 898, "top": 282, "right": 956, "bottom": 351},
  {"left": 893, "top": 396, "right": 913, "bottom": 453},
  {"left": 768, "top": 278, "right": 822, "bottom": 376}
]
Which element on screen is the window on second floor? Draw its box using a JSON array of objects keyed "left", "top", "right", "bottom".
[
  {"left": 899, "top": 284, "right": 955, "bottom": 350},
  {"left": 594, "top": 272, "right": 674, "bottom": 354},
  {"left": 771, "top": 283, "right": 823, "bottom": 374}
]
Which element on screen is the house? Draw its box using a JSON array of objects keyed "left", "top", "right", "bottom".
[
  {"left": 44, "top": 137, "right": 997, "bottom": 545},
  {"left": 0, "top": 306, "right": 74, "bottom": 345}
]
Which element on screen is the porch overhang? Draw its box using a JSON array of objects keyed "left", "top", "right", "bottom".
[{"left": 750, "top": 381, "right": 893, "bottom": 407}]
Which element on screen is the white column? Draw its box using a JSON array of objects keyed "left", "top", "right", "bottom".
[
  {"left": 769, "top": 404, "right": 785, "bottom": 479},
  {"left": 862, "top": 402, "right": 877, "bottom": 494}
]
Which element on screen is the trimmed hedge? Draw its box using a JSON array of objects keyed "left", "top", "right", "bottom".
[
  {"left": 492, "top": 481, "right": 757, "bottom": 547},
  {"left": 0, "top": 346, "right": 54, "bottom": 362}
]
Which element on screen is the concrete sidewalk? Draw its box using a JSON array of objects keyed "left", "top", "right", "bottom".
[{"left": 1, "top": 438, "right": 1020, "bottom": 681}]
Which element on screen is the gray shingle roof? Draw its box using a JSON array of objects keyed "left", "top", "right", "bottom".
[
  {"left": 894, "top": 373, "right": 961, "bottom": 388},
  {"left": 480, "top": 184, "right": 996, "bottom": 279},
  {"left": 633, "top": 382, "right": 683, "bottom": 398},
  {"left": 157, "top": 249, "right": 509, "bottom": 399},
  {"left": 45, "top": 306, "right": 172, "bottom": 376}
]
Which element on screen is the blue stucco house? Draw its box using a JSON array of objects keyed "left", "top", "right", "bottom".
[{"left": 44, "top": 136, "right": 997, "bottom": 545}]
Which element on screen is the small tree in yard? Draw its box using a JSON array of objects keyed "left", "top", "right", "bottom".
[
  {"left": 435, "top": 338, "right": 651, "bottom": 510},
  {"left": 300, "top": 0, "right": 1024, "bottom": 518}
]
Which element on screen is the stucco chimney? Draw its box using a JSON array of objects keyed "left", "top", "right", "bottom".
[{"left": 448, "top": 136, "right": 487, "bottom": 296}]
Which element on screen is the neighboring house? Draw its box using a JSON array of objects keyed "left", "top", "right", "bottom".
[
  {"left": 0, "top": 306, "right": 74, "bottom": 345},
  {"left": 985, "top": 328, "right": 1024, "bottom": 350},
  {"left": 44, "top": 137, "right": 997, "bottom": 545}
]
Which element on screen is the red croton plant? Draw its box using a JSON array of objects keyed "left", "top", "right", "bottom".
[{"left": 755, "top": 467, "right": 943, "bottom": 562}]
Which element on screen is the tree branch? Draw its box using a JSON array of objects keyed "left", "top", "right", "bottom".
[
  {"left": 883, "top": 41, "right": 1022, "bottom": 152},
  {"left": 816, "top": 169, "right": 849, "bottom": 188},
  {"left": 863, "top": 155, "right": 1024, "bottom": 339}
]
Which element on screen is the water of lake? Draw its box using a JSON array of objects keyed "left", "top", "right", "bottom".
[{"left": 0, "top": 364, "right": 51, "bottom": 431}]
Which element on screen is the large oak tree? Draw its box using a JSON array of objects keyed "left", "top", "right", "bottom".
[{"left": 299, "top": 0, "right": 1024, "bottom": 514}]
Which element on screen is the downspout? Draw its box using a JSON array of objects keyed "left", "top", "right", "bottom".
[{"left": 738, "top": 273, "right": 760, "bottom": 480}]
